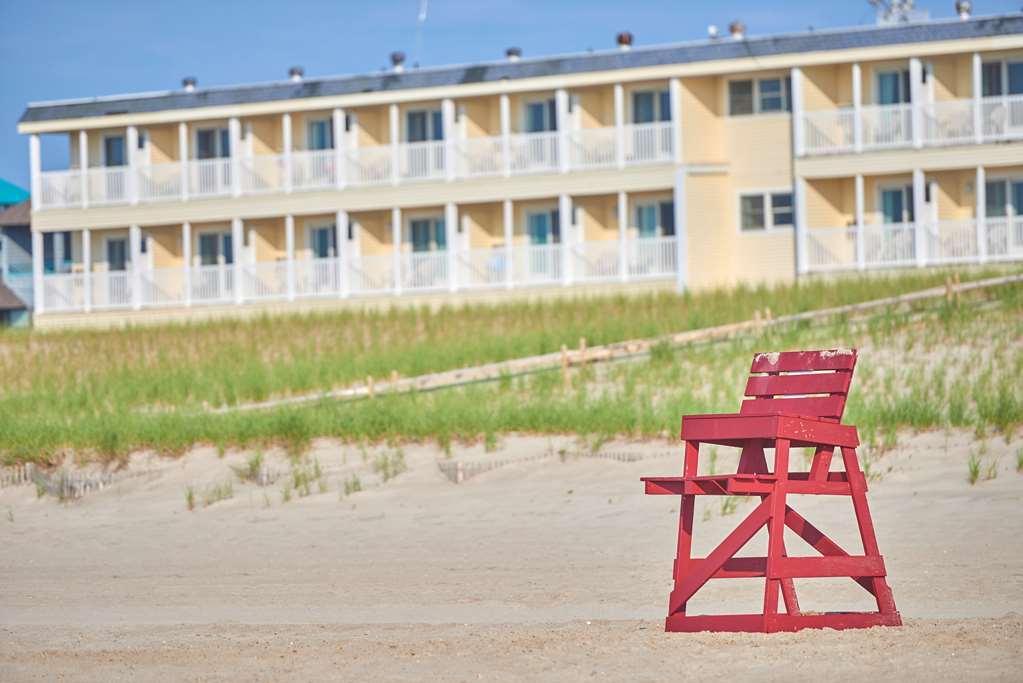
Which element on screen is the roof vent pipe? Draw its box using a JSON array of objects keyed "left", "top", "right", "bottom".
[
  {"left": 289, "top": 66, "right": 304, "bottom": 82},
  {"left": 707, "top": 24, "right": 720, "bottom": 39},
  {"left": 182, "top": 77, "right": 197, "bottom": 92},
  {"left": 506, "top": 47, "right": 522, "bottom": 62},
  {"left": 390, "top": 51, "right": 406, "bottom": 73},
  {"left": 954, "top": 1, "right": 971, "bottom": 19},
  {"left": 729, "top": 20, "right": 745, "bottom": 40},
  {"left": 616, "top": 31, "right": 633, "bottom": 50}
]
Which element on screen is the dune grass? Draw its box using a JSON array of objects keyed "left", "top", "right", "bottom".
[{"left": 0, "top": 267, "right": 1019, "bottom": 464}]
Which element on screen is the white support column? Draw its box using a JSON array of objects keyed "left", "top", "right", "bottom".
[
  {"left": 555, "top": 88, "right": 570, "bottom": 173},
  {"left": 389, "top": 103, "right": 400, "bottom": 186},
  {"left": 445, "top": 202, "right": 458, "bottom": 292},
  {"left": 669, "top": 77, "right": 683, "bottom": 165},
  {"left": 333, "top": 108, "right": 346, "bottom": 189},
  {"left": 909, "top": 58, "right": 923, "bottom": 149},
  {"left": 126, "top": 125, "right": 139, "bottom": 205},
  {"left": 182, "top": 222, "right": 192, "bottom": 307},
  {"left": 442, "top": 98, "right": 456, "bottom": 182},
  {"left": 78, "top": 131, "right": 89, "bottom": 209},
  {"left": 976, "top": 166, "right": 987, "bottom": 263},
  {"left": 29, "top": 134, "right": 41, "bottom": 212},
  {"left": 281, "top": 113, "right": 293, "bottom": 193},
  {"left": 336, "top": 210, "right": 349, "bottom": 296},
  {"left": 794, "top": 176, "right": 808, "bottom": 276},
  {"left": 0, "top": 233, "right": 7, "bottom": 281},
  {"left": 790, "top": 67, "right": 805, "bottom": 157},
  {"left": 229, "top": 117, "right": 242, "bottom": 196},
  {"left": 613, "top": 83, "right": 625, "bottom": 169},
  {"left": 499, "top": 94, "right": 511, "bottom": 177},
  {"left": 559, "top": 193, "right": 572, "bottom": 285},
  {"left": 503, "top": 199, "right": 514, "bottom": 289},
  {"left": 231, "top": 217, "right": 244, "bottom": 303},
  {"left": 617, "top": 190, "right": 629, "bottom": 282},
  {"left": 129, "top": 224, "right": 142, "bottom": 309},
  {"left": 31, "top": 229, "right": 43, "bottom": 314},
  {"left": 178, "top": 122, "right": 189, "bottom": 201},
  {"left": 82, "top": 228, "right": 92, "bottom": 312},
  {"left": 852, "top": 63, "right": 864, "bottom": 152},
  {"left": 285, "top": 214, "right": 295, "bottom": 301},
  {"left": 854, "top": 174, "right": 866, "bottom": 270},
  {"left": 672, "top": 167, "right": 687, "bottom": 292},
  {"left": 912, "top": 168, "right": 926, "bottom": 267},
  {"left": 972, "top": 52, "right": 983, "bottom": 144},
  {"left": 391, "top": 207, "right": 402, "bottom": 294}
]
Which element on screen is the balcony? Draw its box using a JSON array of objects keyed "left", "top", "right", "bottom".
[
  {"left": 805, "top": 217, "right": 1023, "bottom": 272},
  {"left": 37, "top": 237, "right": 679, "bottom": 314},
  {"left": 800, "top": 95, "right": 1023, "bottom": 156},
  {"left": 35, "top": 122, "right": 676, "bottom": 211}
]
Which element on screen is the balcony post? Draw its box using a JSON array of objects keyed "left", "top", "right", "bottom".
[
  {"left": 972, "top": 52, "right": 983, "bottom": 144},
  {"left": 0, "top": 233, "right": 7, "bottom": 281},
  {"left": 82, "top": 228, "right": 92, "bottom": 313},
  {"left": 442, "top": 98, "right": 456, "bottom": 182},
  {"left": 391, "top": 207, "right": 402, "bottom": 294},
  {"left": 669, "top": 77, "right": 683, "bottom": 165},
  {"left": 854, "top": 174, "right": 866, "bottom": 270},
  {"left": 503, "top": 199, "right": 513, "bottom": 289},
  {"left": 231, "top": 217, "right": 244, "bottom": 303},
  {"left": 179, "top": 122, "right": 189, "bottom": 201},
  {"left": 229, "top": 117, "right": 242, "bottom": 197},
  {"left": 127, "top": 125, "right": 139, "bottom": 205},
  {"left": 78, "top": 131, "right": 89, "bottom": 209},
  {"left": 129, "top": 224, "right": 142, "bottom": 310},
  {"left": 672, "top": 167, "right": 687, "bottom": 292},
  {"left": 445, "top": 202, "right": 458, "bottom": 292},
  {"left": 790, "top": 67, "right": 804, "bottom": 157},
  {"left": 389, "top": 104, "right": 400, "bottom": 186},
  {"left": 976, "top": 166, "right": 987, "bottom": 263},
  {"left": 614, "top": 83, "right": 625, "bottom": 169},
  {"left": 336, "top": 210, "right": 349, "bottom": 297},
  {"left": 912, "top": 168, "right": 926, "bottom": 267},
  {"left": 285, "top": 214, "right": 296, "bottom": 301},
  {"left": 499, "top": 94, "right": 511, "bottom": 178},
  {"left": 281, "top": 113, "right": 293, "bottom": 193},
  {"left": 333, "top": 108, "right": 346, "bottom": 189},
  {"left": 31, "top": 229, "right": 43, "bottom": 314},
  {"left": 794, "top": 176, "right": 808, "bottom": 276},
  {"left": 618, "top": 190, "right": 628, "bottom": 282},
  {"left": 852, "top": 63, "right": 864, "bottom": 152},
  {"left": 555, "top": 89, "right": 570, "bottom": 173},
  {"left": 182, "top": 222, "right": 192, "bottom": 307},
  {"left": 909, "top": 58, "right": 923, "bottom": 149},
  {"left": 559, "top": 193, "right": 572, "bottom": 285},
  {"left": 29, "top": 134, "right": 41, "bottom": 212}
]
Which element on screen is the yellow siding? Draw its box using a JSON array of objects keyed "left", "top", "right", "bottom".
[
  {"left": 354, "top": 107, "right": 387, "bottom": 146},
  {"left": 247, "top": 218, "right": 285, "bottom": 261},
  {"left": 803, "top": 65, "right": 842, "bottom": 111},
  {"left": 147, "top": 225, "right": 181, "bottom": 267},
  {"left": 354, "top": 211, "right": 392, "bottom": 255},
  {"left": 680, "top": 76, "right": 724, "bottom": 163},
  {"left": 146, "top": 125, "right": 177, "bottom": 164},
  {"left": 249, "top": 115, "right": 282, "bottom": 155},
  {"left": 575, "top": 195, "right": 617, "bottom": 241},
  {"left": 685, "top": 174, "right": 733, "bottom": 290},
  {"left": 576, "top": 86, "right": 611, "bottom": 128},
  {"left": 725, "top": 115, "right": 792, "bottom": 187},
  {"left": 463, "top": 202, "right": 504, "bottom": 248},
  {"left": 806, "top": 178, "right": 851, "bottom": 228}
]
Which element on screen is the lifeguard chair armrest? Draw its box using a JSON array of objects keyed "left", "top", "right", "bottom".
[{"left": 680, "top": 412, "right": 859, "bottom": 448}]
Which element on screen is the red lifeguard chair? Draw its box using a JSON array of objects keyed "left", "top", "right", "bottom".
[{"left": 642, "top": 349, "right": 900, "bottom": 633}]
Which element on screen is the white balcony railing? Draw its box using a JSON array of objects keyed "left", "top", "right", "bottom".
[
  {"left": 398, "top": 141, "right": 446, "bottom": 182},
  {"left": 457, "top": 137, "right": 505, "bottom": 178},
  {"left": 39, "top": 170, "right": 82, "bottom": 209},
  {"left": 346, "top": 146, "right": 393, "bottom": 187},
  {"left": 189, "top": 158, "right": 233, "bottom": 198},
  {"left": 625, "top": 121, "right": 674, "bottom": 164},
  {"left": 401, "top": 250, "right": 449, "bottom": 290},
  {"left": 981, "top": 94, "right": 1023, "bottom": 141},
  {"left": 292, "top": 150, "right": 337, "bottom": 190},
  {"left": 138, "top": 162, "right": 183, "bottom": 202},
  {"left": 571, "top": 239, "right": 620, "bottom": 281},
  {"left": 569, "top": 127, "right": 617, "bottom": 170},
  {"left": 508, "top": 132, "right": 560, "bottom": 175},
  {"left": 242, "top": 154, "right": 285, "bottom": 195},
  {"left": 626, "top": 236, "right": 677, "bottom": 278}
]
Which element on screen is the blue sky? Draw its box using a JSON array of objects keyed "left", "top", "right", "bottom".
[{"left": 1, "top": 0, "right": 1019, "bottom": 188}]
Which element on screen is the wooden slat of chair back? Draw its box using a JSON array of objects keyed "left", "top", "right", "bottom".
[{"left": 739, "top": 349, "right": 857, "bottom": 422}]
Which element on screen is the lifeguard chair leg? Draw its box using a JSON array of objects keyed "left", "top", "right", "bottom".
[
  {"left": 762, "top": 438, "right": 792, "bottom": 631},
  {"left": 669, "top": 440, "right": 699, "bottom": 618}
]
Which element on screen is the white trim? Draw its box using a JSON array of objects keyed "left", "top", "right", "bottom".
[
  {"left": 626, "top": 86, "right": 671, "bottom": 124},
  {"left": 736, "top": 187, "right": 795, "bottom": 233}
]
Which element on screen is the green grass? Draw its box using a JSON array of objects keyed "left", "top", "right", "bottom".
[{"left": 0, "top": 267, "right": 1019, "bottom": 463}]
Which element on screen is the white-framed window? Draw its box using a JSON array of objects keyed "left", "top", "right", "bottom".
[
  {"left": 406, "top": 109, "right": 443, "bottom": 142},
  {"left": 102, "top": 134, "right": 126, "bottom": 167},
  {"left": 197, "top": 230, "right": 233, "bottom": 265},
  {"left": 525, "top": 209, "right": 560, "bottom": 245},
  {"left": 307, "top": 222, "right": 337, "bottom": 259},
  {"left": 728, "top": 77, "right": 791, "bottom": 116},
  {"left": 103, "top": 236, "right": 129, "bottom": 272},
  {"left": 631, "top": 89, "right": 671, "bottom": 123},
  {"left": 523, "top": 98, "right": 557, "bottom": 133},
  {"left": 633, "top": 200, "right": 675, "bottom": 238},
  {"left": 878, "top": 185, "right": 915, "bottom": 224},
  {"left": 876, "top": 69, "right": 912, "bottom": 105},
  {"left": 739, "top": 190, "right": 794, "bottom": 231},
  {"left": 195, "top": 128, "right": 230, "bottom": 159},
  {"left": 408, "top": 216, "right": 447, "bottom": 252},
  {"left": 984, "top": 177, "right": 1023, "bottom": 217},
  {"left": 306, "top": 119, "right": 334, "bottom": 150},
  {"left": 981, "top": 60, "right": 1023, "bottom": 97}
]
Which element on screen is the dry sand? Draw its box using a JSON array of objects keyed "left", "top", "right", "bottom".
[{"left": 1, "top": 430, "right": 1021, "bottom": 681}]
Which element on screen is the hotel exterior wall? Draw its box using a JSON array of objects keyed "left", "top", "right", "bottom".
[{"left": 679, "top": 77, "right": 725, "bottom": 164}]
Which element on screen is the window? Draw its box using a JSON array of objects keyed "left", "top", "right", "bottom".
[
  {"left": 409, "top": 217, "right": 446, "bottom": 252},
  {"left": 198, "top": 232, "right": 233, "bottom": 266},
  {"left": 526, "top": 210, "right": 561, "bottom": 244},
  {"left": 306, "top": 120, "right": 334, "bottom": 150},
  {"left": 739, "top": 191, "right": 794, "bottom": 231},
  {"left": 524, "top": 99, "right": 557, "bottom": 133},
  {"left": 728, "top": 78, "right": 791, "bottom": 115},
  {"left": 634, "top": 201, "right": 675, "bottom": 237},
  {"left": 981, "top": 61, "right": 1023, "bottom": 97},
  {"left": 632, "top": 90, "right": 671, "bottom": 123},
  {"left": 106, "top": 238, "right": 128, "bottom": 272},
  {"left": 406, "top": 109, "right": 443, "bottom": 142},
  {"left": 880, "top": 186, "right": 915, "bottom": 224},
  {"left": 196, "top": 128, "right": 230, "bottom": 159},
  {"left": 103, "top": 135, "right": 126, "bottom": 167},
  {"left": 877, "top": 70, "right": 912, "bottom": 105},
  {"left": 309, "top": 225, "right": 337, "bottom": 259},
  {"left": 984, "top": 179, "right": 1023, "bottom": 217}
]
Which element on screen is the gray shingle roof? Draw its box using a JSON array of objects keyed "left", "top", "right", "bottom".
[{"left": 20, "top": 14, "right": 1023, "bottom": 124}]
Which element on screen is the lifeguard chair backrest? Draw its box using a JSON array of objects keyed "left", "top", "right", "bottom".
[{"left": 739, "top": 349, "right": 857, "bottom": 423}]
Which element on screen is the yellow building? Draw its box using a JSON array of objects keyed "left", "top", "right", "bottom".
[{"left": 17, "top": 12, "right": 1023, "bottom": 327}]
